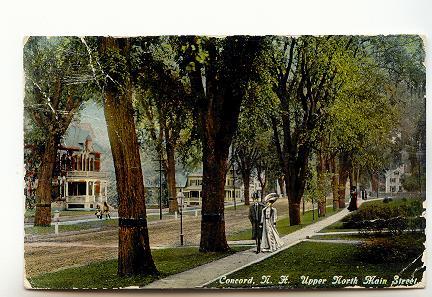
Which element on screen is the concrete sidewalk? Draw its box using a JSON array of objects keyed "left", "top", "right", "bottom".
[{"left": 144, "top": 206, "right": 354, "bottom": 289}]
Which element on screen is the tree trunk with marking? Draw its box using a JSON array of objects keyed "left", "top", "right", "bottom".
[
  {"left": 34, "top": 132, "right": 58, "bottom": 226},
  {"left": 101, "top": 37, "right": 157, "bottom": 276},
  {"left": 200, "top": 139, "right": 230, "bottom": 252}
]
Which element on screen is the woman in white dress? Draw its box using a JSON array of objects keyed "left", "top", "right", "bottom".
[{"left": 260, "top": 193, "right": 284, "bottom": 252}]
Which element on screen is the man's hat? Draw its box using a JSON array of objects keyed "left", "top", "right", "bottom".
[{"left": 264, "top": 193, "right": 279, "bottom": 203}]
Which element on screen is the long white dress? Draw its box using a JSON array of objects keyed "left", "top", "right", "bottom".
[{"left": 260, "top": 205, "right": 284, "bottom": 252}]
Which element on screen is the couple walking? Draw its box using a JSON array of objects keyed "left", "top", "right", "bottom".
[
  {"left": 249, "top": 193, "right": 284, "bottom": 253},
  {"left": 95, "top": 202, "right": 111, "bottom": 219}
]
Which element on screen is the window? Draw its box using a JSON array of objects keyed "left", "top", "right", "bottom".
[
  {"left": 390, "top": 178, "right": 396, "bottom": 183},
  {"left": 394, "top": 171, "right": 399, "bottom": 175},
  {"left": 68, "top": 182, "right": 86, "bottom": 196}
]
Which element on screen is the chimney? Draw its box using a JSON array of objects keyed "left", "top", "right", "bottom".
[{"left": 85, "top": 135, "right": 93, "bottom": 152}]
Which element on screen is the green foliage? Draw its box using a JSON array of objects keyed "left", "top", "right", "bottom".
[
  {"left": 342, "top": 198, "right": 423, "bottom": 222},
  {"left": 341, "top": 198, "right": 425, "bottom": 234},
  {"left": 357, "top": 233, "right": 425, "bottom": 264},
  {"left": 401, "top": 172, "right": 424, "bottom": 192},
  {"left": 304, "top": 161, "right": 332, "bottom": 204},
  {"left": 132, "top": 36, "right": 201, "bottom": 173}
]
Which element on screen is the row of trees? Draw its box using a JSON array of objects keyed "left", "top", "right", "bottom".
[{"left": 24, "top": 35, "right": 425, "bottom": 276}]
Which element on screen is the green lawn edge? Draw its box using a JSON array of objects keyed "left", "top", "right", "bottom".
[
  {"left": 28, "top": 246, "right": 249, "bottom": 289},
  {"left": 228, "top": 205, "right": 339, "bottom": 241}
]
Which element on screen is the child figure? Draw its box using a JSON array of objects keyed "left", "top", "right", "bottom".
[
  {"left": 103, "top": 201, "right": 111, "bottom": 219},
  {"left": 95, "top": 205, "right": 102, "bottom": 219}
]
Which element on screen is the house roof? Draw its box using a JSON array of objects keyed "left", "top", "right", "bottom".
[{"left": 63, "top": 124, "right": 105, "bottom": 154}]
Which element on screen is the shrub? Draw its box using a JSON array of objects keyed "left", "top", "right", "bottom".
[
  {"left": 342, "top": 198, "right": 423, "bottom": 223},
  {"left": 341, "top": 198, "right": 425, "bottom": 234},
  {"left": 357, "top": 233, "right": 425, "bottom": 264}
]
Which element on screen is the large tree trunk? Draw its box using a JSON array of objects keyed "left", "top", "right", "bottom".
[
  {"left": 102, "top": 37, "right": 157, "bottom": 276},
  {"left": 185, "top": 36, "right": 261, "bottom": 252},
  {"left": 278, "top": 176, "right": 285, "bottom": 198},
  {"left": 288, "top": 198, "right": 301, "bottom": 225},
  {"left": 283, "top": 145, "right": 310, "bottom": 226},
  {"left": 200, "top": 141, "right": 230, "bottom": 252},
  {"left": 371, "top": 172, "right": 379, "bottom": 193},
  {"left": 257, "top": 171, "right": 266, "bottom": 199},
  {"left": 330, "top": 156, "right": 339, "bottom": 210},
  {"left": 338, "top": 153, "right": 351, "bottom": 208},
  {"left": 241, "top": 170, "right": 251, "bottom": 205},
  {"left": 34, "top": 132, "right": 58, "bottom": 226},
  {"left": 317, "top": 152, "right": 326, "bottom": 217},
  {"left": 285, "top": 171, "right": 303, "bottom": 226},
  {"left": 166, "top": 142, "right": 178, "bottom": 213}
]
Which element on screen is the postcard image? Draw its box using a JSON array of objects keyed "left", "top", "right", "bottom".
[{"left": 23, "top": 35, "right": 426, "bottom": 290}]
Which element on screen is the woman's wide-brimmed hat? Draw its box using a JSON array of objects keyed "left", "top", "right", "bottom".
[{"left": 264, "top": 193, "right": 279, "bottom": 203}]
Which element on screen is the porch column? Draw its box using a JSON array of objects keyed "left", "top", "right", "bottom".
[
  {"left": 65, "top": 182, "right": 69, "bottom": 200},
  {"left": 92, "top": 181, "right": 96, "bottom": 202},
  {"left": 86, "top": 180, "right": 89, "bottom": 202},
  {"left": 104, "top": 182, "right": 108, "bottom": 202}
]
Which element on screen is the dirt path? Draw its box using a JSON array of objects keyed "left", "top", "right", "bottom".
[{"left": 24, "top": 201, "right": 289, "bottom": 278}]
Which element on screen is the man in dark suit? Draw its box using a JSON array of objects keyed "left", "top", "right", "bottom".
[{"left": 249, "top": 196, "right": 266, "bottom": 253}]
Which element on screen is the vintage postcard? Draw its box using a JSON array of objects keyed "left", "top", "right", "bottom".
[{"left": 23, "top": 35, "right": 426, "bottom": 290}]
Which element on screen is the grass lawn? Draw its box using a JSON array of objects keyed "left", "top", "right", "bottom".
[
  {"left": 25, "top": 209, "right": 98, "bottom": 219},
  {"left": 318, "top": 220, "right": 360, "bottom": 233},
  {"left": 25, "top": 219, "right": 119, "bottom": 235},
  {"left": 207, "top": 241, "right": 425, "bottom": 289},
  {"left": 310, "top": 233, "right": 367, "bottom": 240},
  {"left": 28, "top": 246, "right": 248, "bottom": 289},
  {"left": 25, "top": 212, "right": 172, "bottom": 235},
  {"left": 228, "top": 206, "right": 339, "bottom": 241}
]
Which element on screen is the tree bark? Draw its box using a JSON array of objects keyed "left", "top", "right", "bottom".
[
  {"left": 288, "top": 201, "right": 301, "bottom": 225},
  {"left": 338, "top": 153, "right": 351, "bottom": 208},
  {"left": 101, "top": 37, "right": 157, "bottom": 276},
  {"left": 183, "top": 36, "right": 261, "bottom": 252},
  {"left": 34, "top": 132, "right": 58, "bottom": 226},
  {"left": 317, "top": 152, "right": 326, "bottom": 217},
  {"left": 330, "top": 156, "right": 339, "bottom": 210},
  {"left": 278, "top": 176, "right": 285, "bottom": 198},
  {"left": 200, "top": 140, "right": 230, "bottom": 252},
  {"left": 241, "top": 170, "right": 251, "bottom": 205},
  {"left": 166, "top": 141, "right": 178, "bottom": 213}
]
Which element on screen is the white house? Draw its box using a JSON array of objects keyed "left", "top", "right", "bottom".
[
  {"left": 57, "top": 135, "right": 109, "bottom": 210},
  {"left": 384, "top": 164, "right": 407, "bottom": 193}
]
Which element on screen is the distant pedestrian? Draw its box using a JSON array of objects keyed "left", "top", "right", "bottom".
[
  {"left": 348, "top": 186, "right": 358, "bottom": 211},
  {"left": 103, "top": 202, "right": 111, "bottom": 219},
  {"left": 95, "top": 205, "right": 102, "bottom": 219}
]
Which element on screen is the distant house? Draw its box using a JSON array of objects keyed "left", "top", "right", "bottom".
[
  {"left": 385, "top": 164, "right": 407, "bottom": 193},
  {"left": 182, "top": 169, "right": 247, "bottom": 206},
  {"left": 144, "top": 174, "right": 185, "bottom": 206},
  {"left": 56, "top": 135, "right": 109, "bottom": 210}
]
